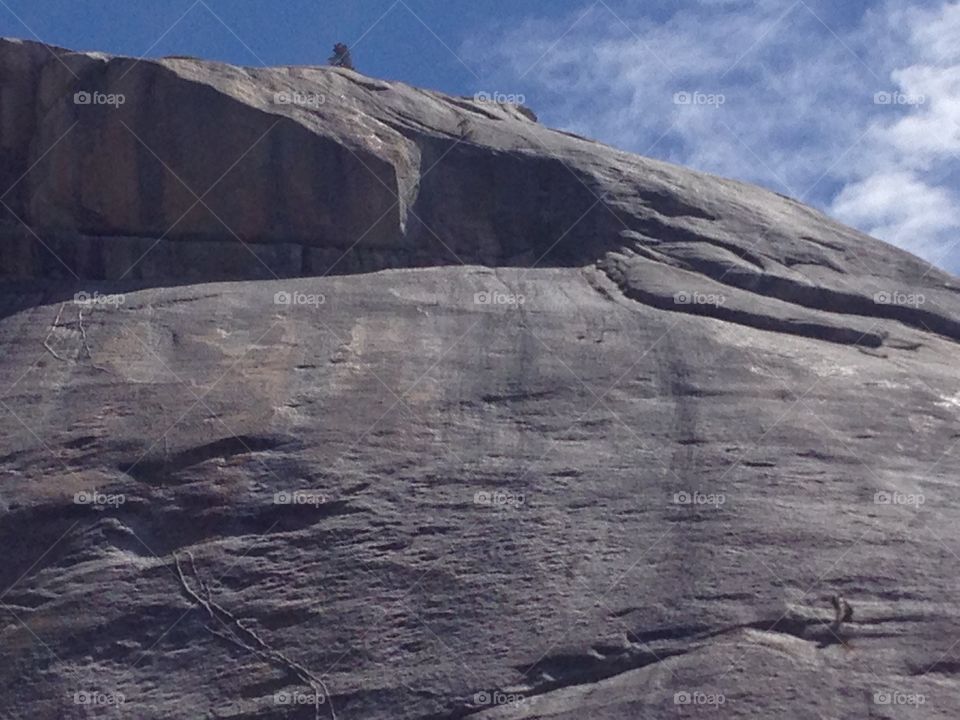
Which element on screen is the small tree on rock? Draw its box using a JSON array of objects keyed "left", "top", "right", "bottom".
[{"left": 329, "top": 43, "right": 354, "bottom": 70}]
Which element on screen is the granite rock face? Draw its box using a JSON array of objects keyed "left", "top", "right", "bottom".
[{"left": 2, "top": 38, "right": 960, "bottom": 720}]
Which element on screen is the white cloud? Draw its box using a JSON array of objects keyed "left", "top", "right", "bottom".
[
  {"left": 879, "top": 65, "right": 960, "bottom": 162},
  {"left": 832, "top": 171, "right": 957, "bottom": 256},
  {"left": 835, "top": 1, "right": 960, "bottom": 267},
  {"left": 907, "top": 0, "right": 960, "bottom": 62},
  {"left": 462, "top": 0, "right": 960, "bottom": 274}
]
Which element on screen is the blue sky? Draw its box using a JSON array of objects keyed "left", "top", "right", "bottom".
[{"left": 2, "top": 0, "right": 959, "bottom": 273}]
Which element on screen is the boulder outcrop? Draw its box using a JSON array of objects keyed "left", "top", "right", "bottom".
[{"left": 2, "top": 38, "right": 959, "bottom": 719}]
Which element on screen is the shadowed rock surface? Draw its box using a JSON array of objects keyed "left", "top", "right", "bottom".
[{"left": 1, "top": 38, "right": 959, "bottom": 719}]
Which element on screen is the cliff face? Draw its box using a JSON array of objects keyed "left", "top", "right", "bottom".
[
  {"left": 2, "top": 38, "right": 960, "bottom": 720},
  {"left": 3, "top": 39, "right": 960, "bottom": 345}
]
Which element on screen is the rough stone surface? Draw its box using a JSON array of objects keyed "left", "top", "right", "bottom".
[{"left": 1, "top": 39, "right": 960, "bottom": 720}]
